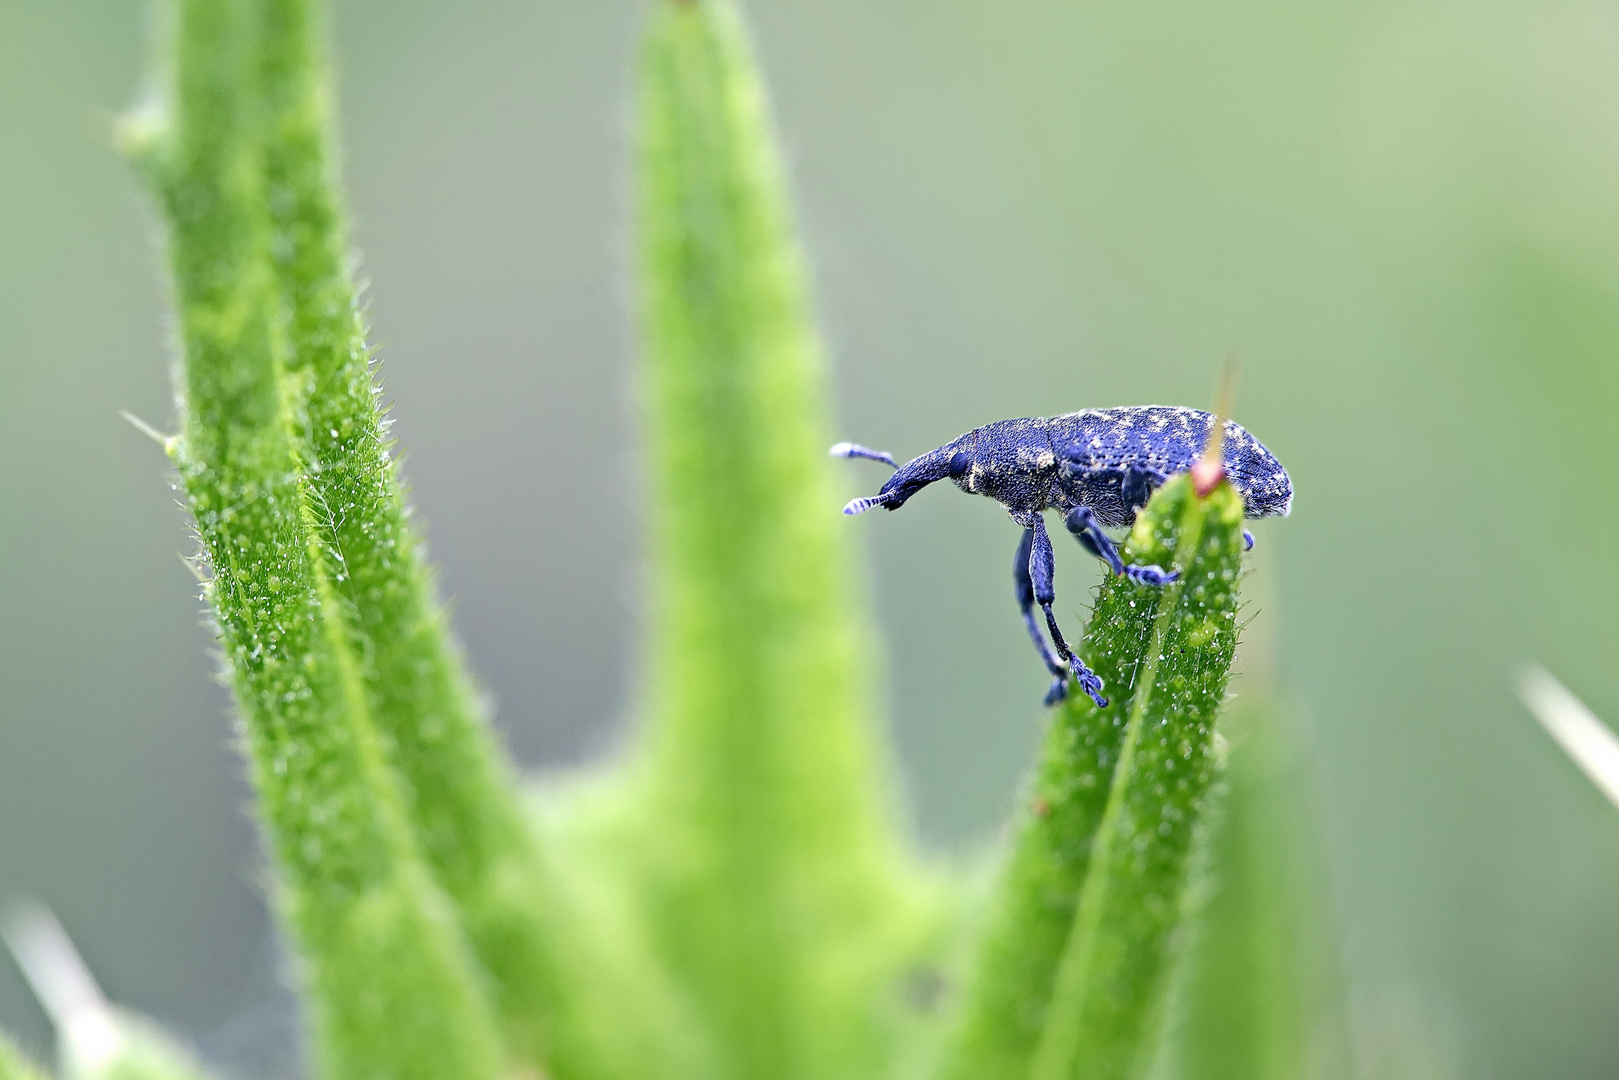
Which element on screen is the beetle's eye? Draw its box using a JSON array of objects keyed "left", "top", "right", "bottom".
[{"left": 948, "top": 452, "right": 970, "bottom": 478}]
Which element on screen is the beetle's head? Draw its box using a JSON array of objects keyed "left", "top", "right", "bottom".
[{"left": 841, "top": 435, "right": 975, "bottom": 515}]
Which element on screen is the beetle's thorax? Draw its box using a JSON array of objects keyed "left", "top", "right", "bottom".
[{"left": 952, "top": 417, "right": 1058, "bottom": 518}]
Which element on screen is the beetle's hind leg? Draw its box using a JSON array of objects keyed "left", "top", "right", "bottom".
[
  {"left": 1064, "top": 505, "right": 1179, "bottom": 587},
  {"left": 1019, "top": 518, "right": 1108, "bottom": 708},
  {"left": 1121, "top": 465, "right": 1166, "bottom": 512}
]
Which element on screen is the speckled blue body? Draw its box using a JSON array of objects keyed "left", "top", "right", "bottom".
[
  {"left": 857, "top": 406, "right": 1291, "bottom": 524},
  {"left": 834, "top": 406, "right": 1291, "bottom": 708}
]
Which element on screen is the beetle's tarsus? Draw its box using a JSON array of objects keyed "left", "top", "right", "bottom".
[
  {"left": 1071, "top": 662, "right": 1108, "bottom": 709},
  {"left": 1038, "top": 663, "right": 1108, "bottom": 710},
  {"left": 1124, "top": 564, "right": 1179, "bottom": 587}
]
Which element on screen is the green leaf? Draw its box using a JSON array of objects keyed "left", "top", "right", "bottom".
[
  {"left": 1029, "top": 475, "right": 1246, "bottom": 1080},
  {"left": 935, "top": 578, "right": 1157, "bottom": 1079},
  {"left": 939, "top": 476, "right": 1236, "bottom": 1080},
  {"left": 131, "top": 3, "right": 503, "bottom": 1078},
  {"left": 249, "top": 6, "right": 699, "bottom": 1080},
  {"left": 255, "top": 0, "right": 529, "bottom": 919},
  {"left": 630, "top": 3, "right": 945, "bottom": 1079}
]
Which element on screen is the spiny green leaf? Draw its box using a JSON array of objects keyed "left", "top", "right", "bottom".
[
  {"left": 935, "top": 477, "right": 1232, "bottom": 1080},
  {"left": 1030, "top": 475, "right": 1246, "bottom": 1080},
  {"left": 631, "top": 3, "right": 944, "bottom": 1079},
  {"left": 256, "top": 0, "right": 524, "bottom": 911},
  {"left": 132, "top": 3, "right": 503, "bottom": 1078},
  {"left": 250, "top": 5, "right": 698, "bottom": 1079}
]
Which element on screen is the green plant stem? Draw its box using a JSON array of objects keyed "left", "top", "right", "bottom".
[
  {"left": 1029, "top": 476, "right": 1245, "bottom": 1080},
  {"left": 634, "top": 3, "right": 932, "bottom": 1079},
  {"left": 130, "top": 4, "right": 502, "bottom": 1078}
]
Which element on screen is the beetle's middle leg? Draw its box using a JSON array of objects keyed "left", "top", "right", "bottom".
[
  {"left": 1021, "top": 517, "right": 1108, "bottom": 709},
  {"left": 1063, "top": 505, "right": 1180, "bottom": 586}
]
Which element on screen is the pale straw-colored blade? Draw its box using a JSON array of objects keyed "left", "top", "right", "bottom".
[
  {"left": 2, "top": 901, "right": 124, "bottom": 1071},
  {"left": 1518, "top": 664, "right": 1619, "bottom": 812}
]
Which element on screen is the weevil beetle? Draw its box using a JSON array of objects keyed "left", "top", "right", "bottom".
[{"left": 832, "top": 406, "right": 1291, "bottom": 709}]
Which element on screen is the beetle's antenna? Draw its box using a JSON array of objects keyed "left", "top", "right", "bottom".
[
  {"left": 842, "top": 495, "right": 890, "bottom": 515},
  {"left": 1193, "top": 357, "right": 1239, "bottom": 497},
  {"left": 829, "top": 442, "right": 898, "bottom": 469}
]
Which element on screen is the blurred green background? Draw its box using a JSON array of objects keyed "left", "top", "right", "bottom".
[{"left": 3, "top": 0, "right": 1619, "bottom": 1076}]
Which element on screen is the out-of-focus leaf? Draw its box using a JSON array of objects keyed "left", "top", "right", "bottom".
[{"left": 629, "top": 3, "right": 947, "bottom": 1079}]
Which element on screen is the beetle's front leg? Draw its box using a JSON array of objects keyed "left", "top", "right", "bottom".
[
  {"left": 1063, "top": 505, "right": 1179, "bottom": 587},
  {"left": 1014, "top": 527, "right": 1072, "bottom": 706},
  {"left": 1026, "top": 516, "right": 1108, "bottom": 708}
]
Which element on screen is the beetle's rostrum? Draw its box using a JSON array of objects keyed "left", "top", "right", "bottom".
[{"left": 833, "top": 406, "right": 1292, "bottom": 709}]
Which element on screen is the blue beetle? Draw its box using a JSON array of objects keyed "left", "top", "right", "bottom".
[{"left": 833, "top": 406, "right": 1291, "bottom": 708}]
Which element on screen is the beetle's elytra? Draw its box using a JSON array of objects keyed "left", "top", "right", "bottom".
[{"left": 832, "top": 406, "right": 1292, "bottom": 709}]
